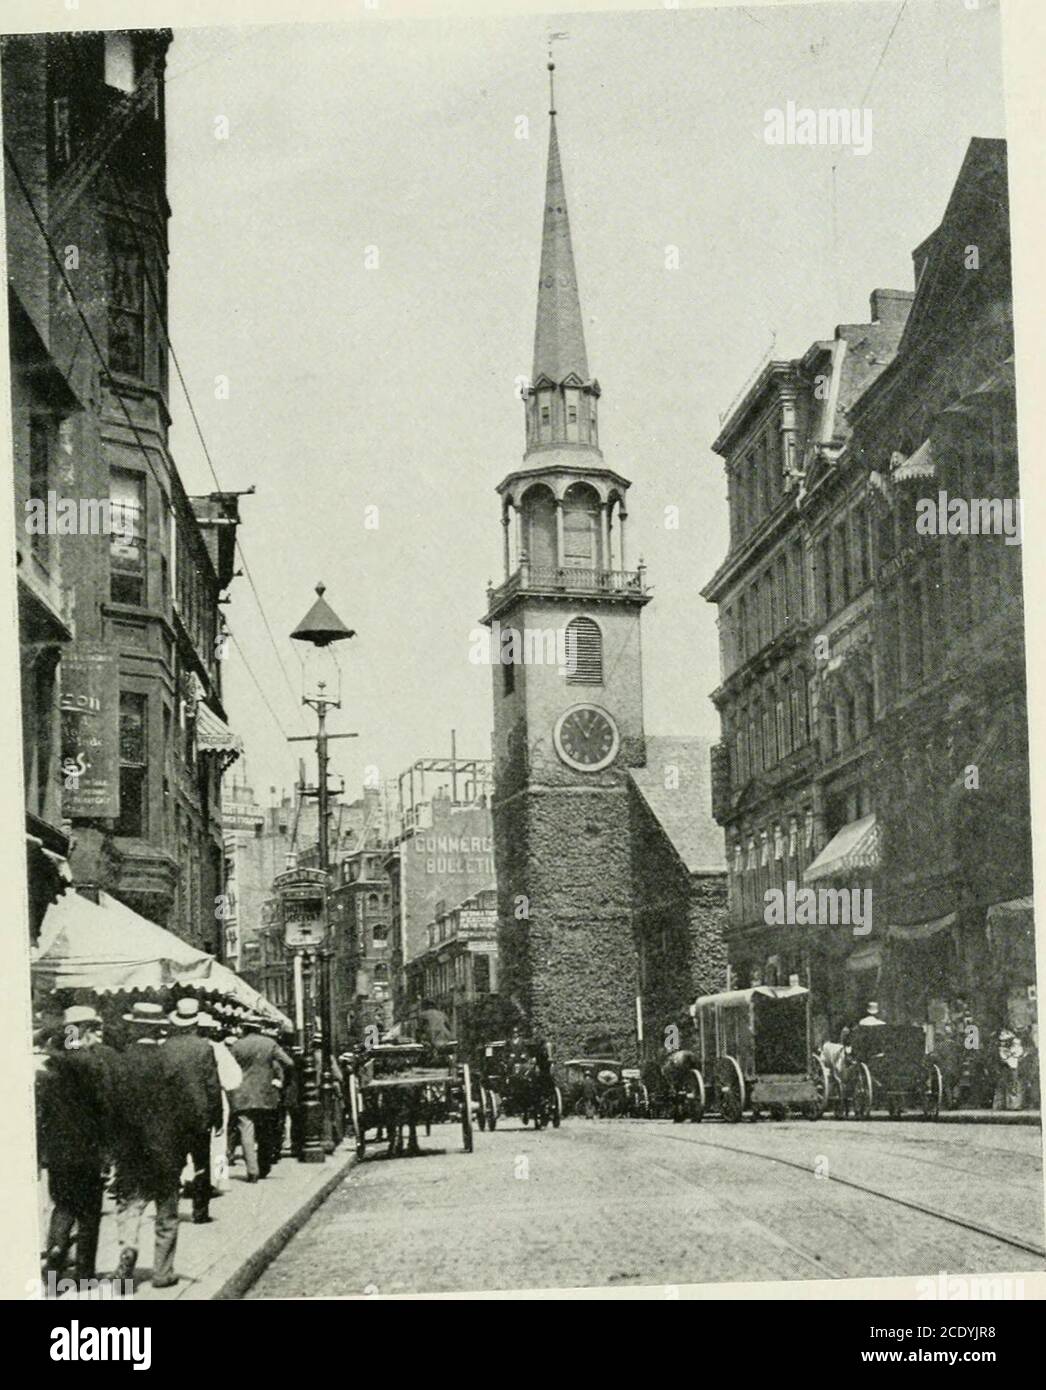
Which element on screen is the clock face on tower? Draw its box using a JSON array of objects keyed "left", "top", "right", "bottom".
[{"left": 553, "top": 704, "right": 620, "bottom": 772}]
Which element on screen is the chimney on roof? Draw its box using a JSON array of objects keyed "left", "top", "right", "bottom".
[{"left": 869, "top": 288, "right": 915, "bottom": 327}]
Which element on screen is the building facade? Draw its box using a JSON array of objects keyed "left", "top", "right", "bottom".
[
  {"left": 403, "top": 889, "right": 499, "bottom": 1049},
  {"left": 704, "top": 139, "right": 1034, "bottom": 1072},
  {"left": 385, "top": 781, "right": 496, "bottom": 1027},
  {"left": 5, "top": 30, "right": 244, "bottom": 948},
  {"left": 851, "top": 139, "right": 1032, "bottom": 1053},
  {"left": 703, "top": 289, "right": 912, "bottom": 1031}
]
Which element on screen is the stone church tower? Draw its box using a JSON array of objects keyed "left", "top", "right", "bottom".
[{"left": 483, "top": 69, "right": 653, "bottom": 1062}]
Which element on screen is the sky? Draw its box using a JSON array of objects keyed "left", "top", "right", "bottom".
[{"left": 161, "top": 0, "right": 1006, "bottom": 812}]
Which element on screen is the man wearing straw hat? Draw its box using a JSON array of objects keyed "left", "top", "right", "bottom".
[
  {"left": 164, "top": 997, "right": 222, "bottom": 1223},
  {"left": 36, "top": 1005, "right": 117, "bottom": 1284},
  {"left": 112, "top": 1002, "right": 184, "bottom": 1287}
]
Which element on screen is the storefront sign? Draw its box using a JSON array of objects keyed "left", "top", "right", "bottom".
[{"left": 60, "top": 644, "right": 119, "bottom": 819}]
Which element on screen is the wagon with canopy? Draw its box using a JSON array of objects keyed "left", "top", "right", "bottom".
[{"left": 691, "top": 984, "right": 829, "bottom": 1122}]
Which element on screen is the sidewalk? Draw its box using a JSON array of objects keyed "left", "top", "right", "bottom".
[
  {"left": 53, "top": 1144, "right": 356, "bottom": 1301},
  {"left": 932, "top": 1108, "right": 1040, "bottom": 1126}
]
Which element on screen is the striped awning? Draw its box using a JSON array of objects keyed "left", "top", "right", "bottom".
[
  {"left": 891, "top": 437, "right": 935, "bottom": 482},
  {"left": 803, "top": 813, "right": 879, "bottom": 883},
  {"left": 195, "top": 702, "right": 243, "bottom": 769}
]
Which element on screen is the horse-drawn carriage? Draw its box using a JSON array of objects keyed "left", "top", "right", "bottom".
[
  {"left": 683, "top": 985, "right": 829, "bottom": 1122},
  {"left": 476, "top": 1038, "right": 562, "bottom": 1130},
  {"left": 346, "top": 1042, "right": 474, "bottom": 1159},
  {"left": 843, "top": 1023, "right": 943, "bottom": 1120}
]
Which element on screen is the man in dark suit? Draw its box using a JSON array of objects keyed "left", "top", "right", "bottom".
[
  {"left": 112, "top": 1002, "right": 184, "bottom": 1287},
  {"left": 229, "top": 1015, "right": 294, "bottom": 1180},
  {"left": 163, "top": 998, "right": 222, "bottom": 1222},
  {"left": 36, "top": 1005, "right": 119, "bottom": 1283}
]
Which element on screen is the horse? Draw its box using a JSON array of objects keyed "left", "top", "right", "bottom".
[{"left": 377, "top": 1084, "right": 422, "bottom": 1158}]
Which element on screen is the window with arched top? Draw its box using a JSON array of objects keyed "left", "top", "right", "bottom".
[{"left": 564, "top": 616, "right": 603, "bottom": 685}]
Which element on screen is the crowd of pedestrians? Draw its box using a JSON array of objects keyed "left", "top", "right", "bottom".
[{"left": 35, "top": 995, "right": 298, "bottom": 1293}]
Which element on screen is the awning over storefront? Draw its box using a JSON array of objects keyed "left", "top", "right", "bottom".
[
  {"left": 199, "top": 960, "right": 292, "bottom": 1029},
  {"left": 803, "top": 814, "right": 879, "bottom": 883},
  {"left": 33, "top": 890, "right": 212, "bottom": 993},
  {"left": 886, "top": 912, "right": 956, "bottom": 942},
  {"left": 195, "top": 702, "right": 244, "bottom": 770},
  {"left": 32, "top": 890, "right": 290, "bottom": 1027},
  {"left": 891, "top": 437, "right": 935, "bottom": 482}
]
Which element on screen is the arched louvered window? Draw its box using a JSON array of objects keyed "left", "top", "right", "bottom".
[{"left": 564, "top": 616, "right": 603, "bottom": 685}]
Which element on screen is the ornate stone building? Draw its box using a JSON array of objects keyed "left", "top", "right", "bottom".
[
  {"left": 704, "top": 138, "right": 1033, "bottom": 1054},
  {"left": 703, "top": 292, "right": 910, "bottom": 1022}
]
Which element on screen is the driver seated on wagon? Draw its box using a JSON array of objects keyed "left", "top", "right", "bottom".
[{"left": 416, "top": 1000, "right": 454, "bottom": 1062}]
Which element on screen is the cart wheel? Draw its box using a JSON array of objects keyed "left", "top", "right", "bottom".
[
  {"left": 853, "top": 1062, "right": 873, "bottom": 1120},
  {"left": 806, "top": 1057, "right": 830, "bottom": 1121},
  {"left": 717, "top": 1056, "right": 745, "bottom": 1123},
  {"left": 688, "top": 1069, "right": 705, "bottom": 1123},
  {"left": 487, "top": 1090, "right": 499, "bottom": 1131},
  {"left": 476, "top": 1083, "right": 487, "bottom": 1132},
  {"left": 923, "top": 1062, "right": 943, "bottom": 1121},
  {"left": 461, "top": 1065, "right": 474, "bottom": 1153},
  {"left": 349, "top": 1074, "right": 366, "bottom": 1160},
  {"left": 551, "top": 1086, "right": 562, "bottom": 1129}
]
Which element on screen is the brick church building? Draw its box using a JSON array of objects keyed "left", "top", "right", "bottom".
[{"left": 482, "top": 68, "right": 726, "bottom": 1064}]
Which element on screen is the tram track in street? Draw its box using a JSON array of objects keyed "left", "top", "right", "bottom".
[{"left": 609, "top": 1120, "right": 1046, "bottom": 1262}]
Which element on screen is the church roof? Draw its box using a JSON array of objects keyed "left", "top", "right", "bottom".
[
  {"left": 628, "top": 736, "right": 726, "bottom": 876},
  {"left": 532, "top": 114, "right": 590, "bottom": 386}
]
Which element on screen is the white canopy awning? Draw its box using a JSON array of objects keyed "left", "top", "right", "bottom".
[{"left": 33, "top": 889, "right": 290, "bottom": 1027}]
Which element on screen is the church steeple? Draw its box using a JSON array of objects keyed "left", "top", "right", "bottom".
[
  {"left": 532, "top": 111, "right": 590, "bottom": 385},
  {"left": 524, "top": 62, "right": 601, "bottom": 460}
]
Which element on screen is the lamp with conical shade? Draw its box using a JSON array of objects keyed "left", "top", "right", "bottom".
[{"left": 290, "top": 583, "right": 355, "bottom": 648}]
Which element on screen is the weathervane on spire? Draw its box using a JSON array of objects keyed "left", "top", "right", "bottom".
[{"left": 547, "top": 31, "right": 570, "bottom": 116}]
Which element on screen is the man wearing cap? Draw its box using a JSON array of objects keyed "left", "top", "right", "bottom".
[
  {"left": 112, "top": 1002, "right": 184, "bottom": 1287},
  {"left": 36, "top": 1005, "right": 118, "bottom": 1283},
  {"left": 229, "top": 1014, "right": 294, "bottom": 1181},
  {"left": 163, "top": 998, "right": 222, "bottom": 1223},
  {"left": 857, "top": 1001, "right": 886, "bottom": 1028}
]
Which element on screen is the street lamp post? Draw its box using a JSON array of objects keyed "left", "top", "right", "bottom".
[{"left": 289, "top": 583, "right": 356, "bottom": 1160}]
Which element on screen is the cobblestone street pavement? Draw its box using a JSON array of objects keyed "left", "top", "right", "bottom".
[{"left": 248, "top": 1119, "right": 1045, "bottom": 1297}]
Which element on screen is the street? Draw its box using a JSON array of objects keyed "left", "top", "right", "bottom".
[{"left": 248, "top": 1118, "right": 1045, "bottom": 1297}]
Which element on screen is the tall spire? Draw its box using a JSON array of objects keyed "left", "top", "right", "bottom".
[{"left": 532, "top": 62, "right": 590, "bottom": 386}]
